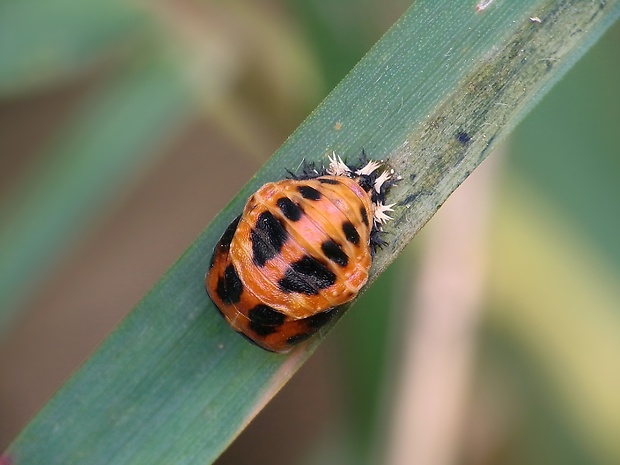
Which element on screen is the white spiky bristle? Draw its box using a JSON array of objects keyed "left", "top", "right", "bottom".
[
  {"left": 327, "top": 152, "right": 397, "bottom": 226},
  {"left": 327, "top": 152, "right": 351, "bottom": 176},
  {"left": 373, "top": 202, "right": 395, "bottom": 225},
  {"left": 373, "top": 168, "right": 393, "bottom": 193},
  {"left": 355, "top": 160, "right": 381, "bottom": 176}
]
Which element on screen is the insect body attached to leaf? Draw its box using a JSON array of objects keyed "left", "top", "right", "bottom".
[{"left": 206, "top": 153, "right": 397, "bottom": 353}]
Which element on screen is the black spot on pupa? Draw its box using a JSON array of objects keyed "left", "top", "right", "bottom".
[
  {"left": 305, "top": 308, "right": 337, "bottom": 328},
  {"left": 321, "top": 239, "right": 349, "bottom": 267},
  {"left": 216, "top": 264, "right": 243, "bottom": 304},
  {"left": 286, "top": 332, "right": 314, "bottom": 345},
  {"left": 318, "top": 178, "right": 340, "bottom": 185},
  {"left": 297, "top": 185, "right": 322, "bottom": 200},
  {"left": 278, "top": 256, "right": 337, "bottom": 295},
  {"left": 210, "top": 215, "right": 241, "bottom": 269},
  {"left": 220, "top": 216, "right": 241, "bottom": 250},
  {"left": 248, "top": 304, "right": 286, "bottom": 326},
  {"left": 215, "top": 278, "right": 226, "bottom": 302},
  {"left": 276, "top": 197, "right": 303, "bottom": 222},
  {"left": 256, "top": 211, "right": 288, "bottom": 248},
  {"left": 251, "top": 211, "right": 288, "bottom": 267},
  {"left": 342, "top": 221, "right": 360, "bottom": 245},
  {"left": 251, "top": 231, "right": 274, "bottom": 267},
  {"left": 249, "top": 321, "right": 278, "bottom": 336},
  {"left": 360, "top": 206, "right": 369, "bottom": 228},
  {"left": 456, "top": 131, "right": 471, "bottom": 144}
]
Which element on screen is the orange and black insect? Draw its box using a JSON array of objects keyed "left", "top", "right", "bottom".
[{"left": 206, "top": 153, "right": 396, "bottom": 353}]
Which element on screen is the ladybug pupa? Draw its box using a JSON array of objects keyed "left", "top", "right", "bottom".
[{"left": 206, "top": 152, "right": 397, "bottom": 353}]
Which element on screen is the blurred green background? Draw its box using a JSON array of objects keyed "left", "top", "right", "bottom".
[{"left": 0, "top": 1, "right": 618, "bottom": 464}]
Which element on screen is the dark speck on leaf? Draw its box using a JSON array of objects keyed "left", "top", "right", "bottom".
[{"left": 456, "top": 131, "right": 471, "bottom": 144}]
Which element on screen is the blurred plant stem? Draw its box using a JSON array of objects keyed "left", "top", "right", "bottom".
[{"left": 384, "top": 151, "right": 501, "bottom": 465}]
